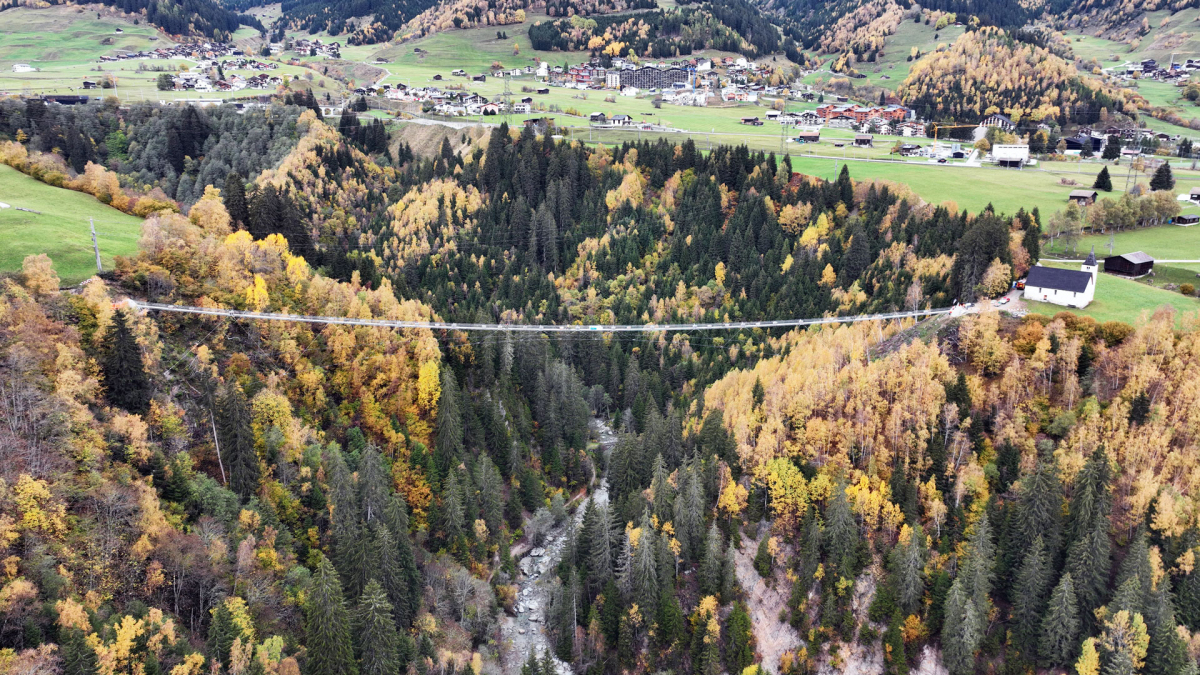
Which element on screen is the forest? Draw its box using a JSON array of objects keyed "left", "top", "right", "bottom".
[
  {"left": 0, "top": 99, "right": 1198, "bottom": 675},
  {"left": 897, "top": 27, "right": 1145, "bottom": 125},
  {"left": 39, "top": 0, "right": 264, "bottom": 39}
]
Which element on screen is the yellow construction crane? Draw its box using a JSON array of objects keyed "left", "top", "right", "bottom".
[{"left": 930, "top": 122, "right": 981, "bottom": 142}]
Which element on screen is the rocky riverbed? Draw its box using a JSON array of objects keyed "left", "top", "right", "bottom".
[{"left": 498, "top": 419, "right": 616, "bottom": 675}]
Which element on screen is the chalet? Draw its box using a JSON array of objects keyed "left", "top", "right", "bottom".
[
  {"left": 589, "top": 112, "right": 607, "bottom": 124},
  {"left": 521, "top": 97, "right": 533, "bottom": 103},
  {"left": 610, "top": 114, "right": 632, "bottom": 126},
  {"left": 452, "top": 69, "right": 467, "bottom": 76},
  {"left": 81, "top": 80, "right": 98, "bottom": 90},
  {"left": 1177, "top": 214, "right": 1200, "bottom": 226},
  {"left": 1023, "top": 252, "right": 1098, "bottom": 308},
  {"left": 982, "top": 112, "right": 1015, "bottom": 132},
  {"left": 854, "top": 134, "right": 873, "bottom": 147},
  {"left": 11, "top": 64, "right": 34, "bottom": 73},
  {"left": 796, "top": 110, "right": 822, "bottom": 126},
  {"left": 512, "top": 103, "right": 531, "bottom": 114},
  {"left": 472, "top": 74, "right": 487, "bottom": 82},
  {"left": 741, "top": 116, "right": 763, "bottom": 126},
  {"left": 795, "top": 130, "right": 820, "bottom": 143},
  {"left": 433, "top": 74, "right": 442, "bottom": 80},
  {"left": 536, "top": 88, "right": 549, "bottom": 95},
  {"left": 1069, "top": 190, "right": 1098, "bottom": 206},
  {"left": 899, "top": 144, "right": 922, "bottom": 156},
  {"left": 1065, "top": 135, "right": 1104, "bottom": 154},
  {"left": 1104, "top": 251, "right": 1154, "bottom": 277},
  {"left": 1189, "top": 187, "right": 1200, "bottom": 201}
]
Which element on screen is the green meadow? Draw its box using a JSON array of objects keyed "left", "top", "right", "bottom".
[{"left": 0, "top": 165, "right": 144, "bottom": 285}]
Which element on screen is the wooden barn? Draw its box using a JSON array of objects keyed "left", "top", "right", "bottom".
[
  {"left": 1104, "top": 251, "right": 1154, "bottom": 277},
  {"left": 1177, "top": 214, "right": 1199, "bottom": 226}
]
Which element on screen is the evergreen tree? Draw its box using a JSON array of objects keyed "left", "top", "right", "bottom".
[
  {"left": 1067, "top": 515, "right": 1112, "bottom": 622},
  {"left": 1094, "top": 166, "right": 1113, "bottom": 191},
  {"left": 371, "top": 522, "right": 411, "bottom": 630},
  {"left": 942, "top": 578, "right": 981, "bottom": 675},
  {"left": 304, "top": 555, "right": 357, "bottom": 675},
  {"left": 102, "top": 309, "right": 151, "bottom": 415},
  {"left": 633, "top": 510, "right": 659, "bottom": 618},
  {"left": 1151, "top": 162, "right": 1175, "bottom": 191},
  {"left": 1015, "top": 452, "right": 1063, "bottom": 560},
  {"left": 61, "top": 628, "right": 97, "bottom": 675},
  {"left": 650, "top": 454, "right": 674, "bottom": 525},
  {"left": 673, "top": 460, "right": 704, "bottom": 563},
  {"left": 1010, "top": 536, "right": 1051, "bottom": 657},
  {"left": 1067, "top": 446, "right": 1112, "bottom": 546},
  {"left": 207, "top": 602, "right": 238, "bottom": 670},
  {"left": 218, "top": 383, "right": 259, "bottom": 500},
  {"left": 357, "top": 579, "right": 400, "bottom": 675},
  {"left": 961, "top": 511, "right": 995, "bottom": 619},
  {"left": 884, "top": 609, "right": 908, "bottom": 675},
  {"left": 358, "top": 444, "right": 389, "bottom": 524},
  {"left": 435, "top": 369, "right": 464, "bottom": 479},
  {"left": 1145, "top": 580, "right": 1189, "bottom": 675},
  {"left": 1039, "top": 572, "right": 1080, "bottom": 668},
  {"left": 893, "top": 524, "right": 927, "bottom": 616},
  {"left": 824, "top": 484, "right": 859, "bottom": 580},
  {"left": 1103, "top": 135, "right": 1122, "bottom": 161},
  {"left": 754, "top": 536, "right": 772, "bottom": 578},
  {"left": 700, "top": 523, "right": 724, "bottom": 597},
  {"left": 223, "top": 171, "right": 250, "bottom": 227},
  {"left": 725, "top": 602, "right": 754, "bottom": 673}
]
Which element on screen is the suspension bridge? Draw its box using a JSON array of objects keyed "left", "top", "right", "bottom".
[{"left": 127, "top": 300, "right": 960, "bottom": 333}]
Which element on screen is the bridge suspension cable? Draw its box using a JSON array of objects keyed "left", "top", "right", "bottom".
[{"left": 127, "top": 300, "right": 955, "bottom": 333}]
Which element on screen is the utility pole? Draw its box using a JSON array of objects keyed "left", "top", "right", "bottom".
[{"left": 89, "top": 217, "right": 102, "bottom": 273}]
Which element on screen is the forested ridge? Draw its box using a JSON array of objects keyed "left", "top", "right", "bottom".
[{"left": 0, "top": 100, "right": 1198, "bottom": 675}]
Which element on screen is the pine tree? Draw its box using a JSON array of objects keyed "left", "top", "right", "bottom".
[
  {"left": 371, "top": 522, "right": 411, "bottom": 630},
  {"left": 435, "top": 369, "right": 464, "bottom": 479},
  {"left": 384, "top": 487, "right": 427, "bottom": 619},
  {"left": 358, "top": 444, "right": 389, "bottom": 524},
  {"left": 650, "top": 454, "right": 674, "bottom": 525},
  {"left": 441, "top": 470, "right": 466, "bottom": 545},
  {"left": 223, "top": 171, "right": 250, "bottom": 227},
  {"left": 1067, "top": 446, "right": 1112, "bottom": 546},
  {"left": 102, "top": 309, "right": 151, "bottom": 415},
  {"left": 669, "top": 460, "right": 701, "bottom": 563},
  {"left": 1016, "top": 452, "right": 1064, "bottom": 560},
  {"left": 218, "top": 383, "right": 259, "bottom": 500},
  {"left": 725, "top": 602, "right": 754, "bottom": 673},
  {"left": 1103, "top": 135, "right": 1122, "bottom": 161},
  {"left": 700, "top": 523, "right": 724, "bottom": 597},
  {"left": 942, "top": 579, "right": 981, "bottom": 675},
  {"left": 1151, "top": 162, "right": 1175, "bottom": 191},
  {"left": 305, "top": 555, "right": 357, "bottom": 675},
  {"left": 357, "top": 579, "right": 400, "bottom": 675},
  {"left": 1039, "top": 572, "right": 1080, "bottom": 668},
  {"left": 961, "top": 511, "right": 995, "bottom": 619},
  {"left": 1145, "top": 580, "right": 1188, "bottom": 675},
  {"left": 61, "top": 628, "right": 97, "bottom": 675},
  {"left": 824, "top": 484, "right": 859, "bottom": 580},
  {"left": 1094, "top": 166, "right": 1113, "bottom": 191},
  {"left": 1011, "top": 536, "right": 1051, "bottom": 657},
  {"left": 893, "top": 524, "right": 927, "bottom": 616},
  {"left": 884, "top": 608, "right": 908, "bottom": 675},
  {"left": 587, "top": 504, "right": 613, "bottom": 594},
  {"left": 207, "top": 601, "right": 237, "bottom": 670},
  {"left": 1067, "top": 516, "right": 1112, "bottom": 623},
  {"left": 633, "top": 510, "right": 659, "bottom": 618}
]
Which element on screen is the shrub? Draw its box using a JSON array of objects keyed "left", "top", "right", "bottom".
[{"left": 1182, "top": 283, "right": 1195, "bottom": 296}]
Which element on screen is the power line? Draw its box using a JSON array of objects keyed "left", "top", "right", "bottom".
[{"left": 127, "top": 300, "right": 954, "bottom": 332}]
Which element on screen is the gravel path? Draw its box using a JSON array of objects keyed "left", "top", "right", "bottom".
[{"left": 498, "top": 419, "right": 615, "bottom": 675}]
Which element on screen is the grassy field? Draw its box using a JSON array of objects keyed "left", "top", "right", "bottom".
[
  {"left": 858, "top": 19, "right": 964, "bottom": 91},
  {"left": 0, "top": 165, "right": 144, "bottom": 285},
  {"left": 1026, "top": 261, "right": 1200, "bottom": 324},
  {"left": 1045, "top": 223, "right": 1200, "bottom": 261}
]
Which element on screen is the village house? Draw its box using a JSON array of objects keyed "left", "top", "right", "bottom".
[{"left": 1069, "top": 189, "right": 1098, "bottom": 206}]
